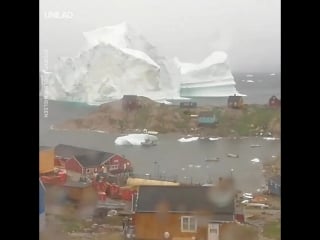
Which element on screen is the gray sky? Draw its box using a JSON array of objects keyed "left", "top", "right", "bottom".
[{"left": 40, "top": 0, "right": 280, "bottom": 72}]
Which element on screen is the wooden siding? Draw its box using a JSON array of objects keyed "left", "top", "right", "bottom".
[
  {"left": 103, "top": 155, "right": 133, "bottom": 174},
  {"left": 64, "top": 185, "right": 96, "bottom": 203},
  {"left": 135, "top": 213, "right": 213, "bottom": 240},
  {"left": 65, "top": 157, "right": 83, "bottom": 174},
  {"left": 40, "top": 149, "right": 55, "bottom": 174}
]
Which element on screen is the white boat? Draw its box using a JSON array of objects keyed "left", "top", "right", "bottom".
[
  {"left": 250, "top": 144, "right": 262, "bottom": 148},
  {"left": 147, "top": 130, "right": 159, "bottom": 135},
  {"left": 205, "top": 157, "right": 220, "bottom": 162},
  {"left": 245, "top": 203, "right": 270, "bottom": 209},
  {"left": 227, "top": 153, "right": 239, "bottom": 158}
]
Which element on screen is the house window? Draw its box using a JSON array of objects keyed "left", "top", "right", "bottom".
[
  {"left": 109, "top": 164, "right": 119, "bottom": 171},
  {"left": 181, "top": 216, "right": 197, "bottom": 232}
]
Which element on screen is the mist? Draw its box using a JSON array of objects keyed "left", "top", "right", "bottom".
[{"left": 40, "top": 0, "right": 280, "bottom": 73}]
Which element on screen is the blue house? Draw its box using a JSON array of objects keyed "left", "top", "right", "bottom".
[
  {"left": 267, "top": 175, "right": 281, "bottom": 196},
  {"left": 39, "top": 178, "right": 46, "bottom": 232},
  {"left": 198, "top": 111, "right": 217, "bottom": 126}
]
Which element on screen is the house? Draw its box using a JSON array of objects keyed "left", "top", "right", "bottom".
[
  {"left": 267, "top": 175, "right": 281, "bottom": 196},
  {"left": 55, "top": 144, "right": 133, "bottom": 181},
  {"left": 198, "top": 111, "right": 217, "bottom": 126},
  {"left": 227, "top": 95, "right": 244, "bottom": 109},
  {"left": 269, "top": 95, "right": 281, "bottom": 107},
  {"left": 54, "top": 144, "right": 78, "bottom": 167},
  {"left": 122, "top": 95, "right": 139, "bottom": 110},
  {"left": 39, "top": 178, "right": 46, "bottom": 232},
  {"left": 39, "top": 146, "right": 55, "bottom": 174},
  {"left": 132, "top": 185, "right": 236, "bottom": 240},
  {"left": 180, "top": 102, "right": 197, "bottom": 108}
]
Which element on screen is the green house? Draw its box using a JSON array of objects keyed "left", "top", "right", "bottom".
[{"left": 198, "top": 111, "right": 217, "bottom": 126}]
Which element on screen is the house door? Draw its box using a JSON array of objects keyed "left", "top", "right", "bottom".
[{"left": 208, "top": 223, "right": 219, "bottom": 240}]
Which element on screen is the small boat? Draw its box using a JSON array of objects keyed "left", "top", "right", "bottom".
[
  {"left": 250, "top": 144, "right": 262, "bottom": 148},
  {"left": 147, "top": 131, "right": 159, "bottom": 135},
  {"left": 205, "top": 157, "right": 220, "bottom": 162},
  {"left": 227, "top": 153, "right": 239, "bottom": 158}
]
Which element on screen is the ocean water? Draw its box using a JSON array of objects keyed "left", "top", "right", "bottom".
[{"left": 39, "top": 72, "right": 280, "bottom": 192}]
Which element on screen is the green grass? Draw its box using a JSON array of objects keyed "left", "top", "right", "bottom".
[
  {"left": 213, "top": 106, "right": 279, "bottom": 136},
  {"left": 263, "top": 221, "right": 281, "bottom": 240}
]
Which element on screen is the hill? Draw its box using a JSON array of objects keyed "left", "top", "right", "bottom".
[{"left": 54, "top": 97, "right": 280, "bottom": 137}]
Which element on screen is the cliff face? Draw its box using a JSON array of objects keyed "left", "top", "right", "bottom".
[{"left": 54, "top": 97, "right": 281, "bottom": 136}]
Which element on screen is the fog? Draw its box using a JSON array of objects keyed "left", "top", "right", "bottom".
[{"left": 40, "top": 0, "right": 280, "bottom": 72}]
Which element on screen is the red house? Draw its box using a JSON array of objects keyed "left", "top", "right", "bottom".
[
  {"left": 269, "top": 95, "right": 281, "bottom": 107},
  {"left": 54, "top": 144, "right": 133, "bottom": 181}
]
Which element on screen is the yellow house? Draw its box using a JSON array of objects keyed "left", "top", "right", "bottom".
[{"left": 39, "top": 146, "right": 55, "bottom": 174}]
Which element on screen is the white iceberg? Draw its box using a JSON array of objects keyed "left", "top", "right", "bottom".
[
  {"left": 40, "top": 22, "right": 242, "bottom": 104},
  {"left": 178, "top": 137, "right": 199, "bottom": 142},
  {"left": 114, "top": 134, "right": 158, "bottom": 146},
  {"left": 174, "top": 51, "right": 245, "bottom": 97},
  {"left": 40, "top": 23, "right": 180, "bottom": 105}
]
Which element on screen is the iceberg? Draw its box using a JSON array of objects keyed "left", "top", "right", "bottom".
[
  {"left": 114, "top": 134, "right": 158, "bottom": 146},
  {"left": 40, "top": 22, "right": 243, "bottom": 104},
  {"left": 41, "top": 23, "right": 180, "bottom": 105},
  {"left": 174, "top": 51, "right": 245, "bottom": 97}
]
